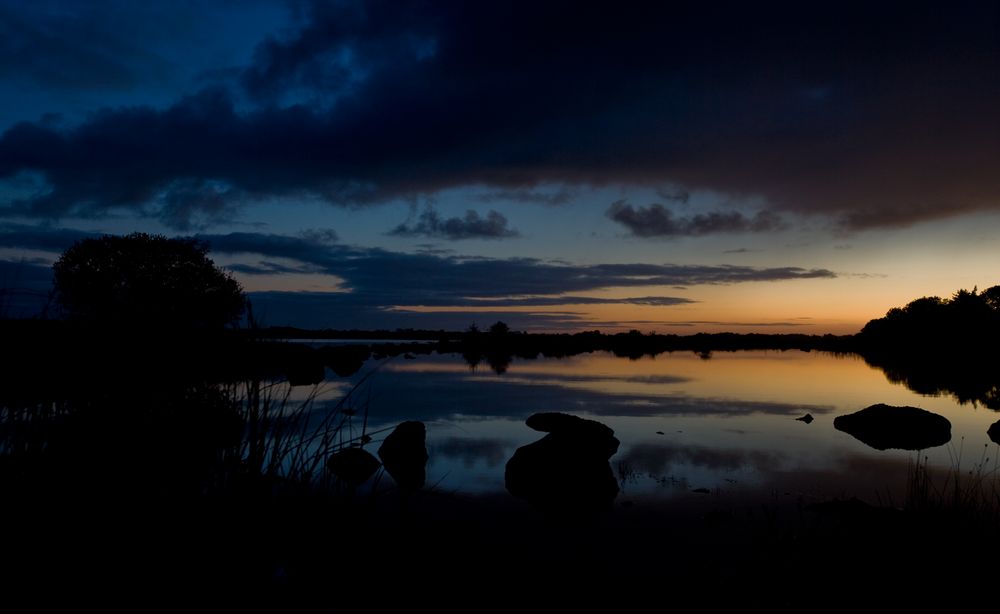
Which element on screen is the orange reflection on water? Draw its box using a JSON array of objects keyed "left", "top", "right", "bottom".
[{"left": 387, "top": 350, "right": 899, "bottom": 411}]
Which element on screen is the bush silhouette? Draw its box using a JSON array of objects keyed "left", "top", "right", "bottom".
[{"left": 53, "top": 232, "right": 246, "bottom": 329}]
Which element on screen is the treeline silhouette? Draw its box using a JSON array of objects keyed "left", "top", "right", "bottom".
[
  {"left": 857, "top": 286, "right": 1000, "bottom": 352},
  {"left": 238, "top": 325, "right": 855, "bottom": 375},
  {"left": 855, "top": 286, "right": 1000, "bottom": 410}
]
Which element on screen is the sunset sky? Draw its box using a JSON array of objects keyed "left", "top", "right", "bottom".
[{"left": 1, "top": 1, "right": 998, "bottom": 333}]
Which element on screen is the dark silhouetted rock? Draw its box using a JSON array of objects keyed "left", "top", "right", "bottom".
[
  {"left": 988, "top": 419, "right": 1000, "bottom": 445},
  {"left": 796, "top": 413, "right": 814, "bottom": 424},
  {"left": 692, "top": 488, "right": 711, "bottom": 494},
  {"left": 525, "top": 412, "right": 619, "bottom": 457},
  {"left": 505, "top": 412, "right": 620, "bottom": 514},
  {"left": 326, "top": 448, "right": 380, "bottom": 486},
  {"left": 833, "top": 403, "right": 951, "bottom": 451},
  {"left": 378, "top": 421, "right": 428, "bottom": 490},
  {"left": 656, "top": 431, "right": 665, "bottom": 435}
]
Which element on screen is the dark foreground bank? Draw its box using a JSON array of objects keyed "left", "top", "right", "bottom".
[{"left": 6, "top": 478, "right": 999, "bottom": 610}]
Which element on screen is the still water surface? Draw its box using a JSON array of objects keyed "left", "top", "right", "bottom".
[{"left": 312, "top": 350, "right": 999, "bottom": 505}]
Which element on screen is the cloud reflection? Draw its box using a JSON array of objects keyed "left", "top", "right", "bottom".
[
  {"left": 621, "top": 442, "right": 787, "bottom": 474},
  {"left": 352, "top": 363, "right": 834, "bottom": 423},
  {"left": 432, "top": 437, "right": 511, "bottom": 468}
]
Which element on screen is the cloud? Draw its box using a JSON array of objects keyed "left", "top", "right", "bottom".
[
  {"left": 214, "top": 230, "right": 832, "bottom": 327},
  {"left": 0, "top": 1, "right": 176, "bottom": 91},
  {"left": 0, "top": 226, "right": 839, "bottom": 297},
  {"left": 0, "top": 224, "right": 837, "bottom": 326},
  {"left": 477, "top": 187, "right": 575, "bottom": 206},
  {"left": 0, "top": 258, "right": 54, "bottom": 317},
  {"left": 389, "top": 206, "right": 519, "bottom": 240},
  {"left": 196, "top": 230, "right": 835, "bottom": 296},
  {"left": 0, "top": 2, "right": 996, "bottom": 229},
  {"left": 654, "top": 189, "right": 690, "bottom": 205},
  {"left": 592, "top": 319, "right": 817, "bottom": 328},
  {"left": 299, "top": 228, "right": 339, "bottom": 244},
  {"left": 0, "top": 222, "right": 95, "bottom": 250},
  {"left": 607, "top": 201, "right": 784, "bottom": 237},
  {"left": 436, "top": 296, "right": 695, "bottom": 308}
]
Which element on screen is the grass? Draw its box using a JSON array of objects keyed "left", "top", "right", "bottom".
[
  {"left": 904, "top": 438, "right": 1000, "bottom": 524},
  {"left": 220, "top": 358, "right": 411, "bottom": 500}
]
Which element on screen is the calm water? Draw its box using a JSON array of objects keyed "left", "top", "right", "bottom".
[{"left": 312, "top": 350, "right": 1000, "bottom": 506}]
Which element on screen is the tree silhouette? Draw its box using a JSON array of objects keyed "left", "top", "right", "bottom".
[
  {"left": 982, "top": 285, "right": 1000, "bottom": 311},
  {"left": 53, "top": 233, "right": 246, "bottom": 329},
  {"left": 489, "top": 321, "right": 510, "bottom": 335}
]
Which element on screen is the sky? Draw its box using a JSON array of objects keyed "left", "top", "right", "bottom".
[{"left": 1, "top": 0, "right": 998, "bottom": 333}]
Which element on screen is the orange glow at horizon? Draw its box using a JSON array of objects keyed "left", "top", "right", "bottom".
[{"left": 387, "top": 261, "right": 1000, "bottom": 335}]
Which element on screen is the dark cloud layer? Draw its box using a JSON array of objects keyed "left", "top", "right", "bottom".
[
  {"left": 0, "top": 1, "right": 997, "bottom": 229},
  {"left": 607, "top": 201, "right": 784, "bottom": 237},
  {"left": 0, "top": 1, "right": 175, "bottom": 91},
  {"left": 209, "top": 230, "right": 832, "bottom": 327},
  {"left": 389, "top": 206, "right": 519, "bottom": 240},
  {"left": 477, "top": 187, "right": 576, "bottom": 206},
  {"left": 0, "top": 225, "right": 837, "bottom": 297},
  {"left": 197, "top": 230, "right": 835, "bottom": 298},
  {"left": 0, "top": 224, "right": 836, "bottom": 326},
  {"left": 0, "top": 222, "right": 94, "bottom": 251}
]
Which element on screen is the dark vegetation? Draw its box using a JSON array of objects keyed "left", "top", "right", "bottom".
[
  {"left": 2, "top": 234, "right": 1000, "bottom": 606},
  {"left": 857, "top": 285, "right": 1000, "bottom": 409},
  {"left": 53, "top": 232, "right": 246, "bottom": 329}
]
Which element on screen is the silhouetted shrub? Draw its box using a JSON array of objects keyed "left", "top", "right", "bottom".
[{"left": 53, "top": 232, "right": 245, "bottom": 329}]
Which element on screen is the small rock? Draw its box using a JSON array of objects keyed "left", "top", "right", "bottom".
[
  {"left": 692, "top": 487, "right": 711, "bottom": 494},
  {"left": 655, "top": 431, "right": 665, "bottom": 435},
  {"left": 378, "top": 421, "right": 429, "bottom": 490},
  {"left": 326, "top": 448, "right": 380, "bottom": 486},
  {"left": 796, "top": 413, "right": 814, "bottom": 424}
]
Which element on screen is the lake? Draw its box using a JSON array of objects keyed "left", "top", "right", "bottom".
[
  {"left": 6, "top": 344, "right": 999, "bottom": 607},
  {"left": 311, "top": 348, "right": 1000, "bottom": 508}
]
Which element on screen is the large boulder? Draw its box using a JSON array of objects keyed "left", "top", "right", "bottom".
[
  {"left": 326, "top": 447, "right": 380, "bottom": 486},
  {"left": 833, "top": 404, "right": 951, "bottom": 451},
  {"left": 378, "top": 421, "right": 429, "bottom": 490},
  {"left": 505, "top": 412, "right": 620, "bottom": 513}
]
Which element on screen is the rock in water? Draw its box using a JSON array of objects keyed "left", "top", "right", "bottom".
[
  {"left": 796, "top": 413, "right": 814, "bottom": 424},
  {"left": 833, "top": 404, "right": 951, "bottom": 451},
  {"left": 506, "top": 412, "right": 620, "bottom": 514},
  {"left": 326, "top": 448, "right": 380, "bottom": 486},
  {"left": 378, "top": 421, "right": 429, "bottom": 490}
]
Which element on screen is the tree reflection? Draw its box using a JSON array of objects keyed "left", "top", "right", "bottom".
[{"left": 858, "top": 285, "right": 1000, "bottom": 410}]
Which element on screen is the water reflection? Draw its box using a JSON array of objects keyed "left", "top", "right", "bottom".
[
  {"left": 505, "top": 413, "right": 620, "bottom": 515},
  {"left": 433, "top": 437, "right": 511, "bottom": 468},
  {"left": 860, "top": 351, "right": 1000, "bottom": 410},
  {"left": 377, "top": 420, "right": 429, "bottom": 491},
  {"left": 620, "top": 441, "right": 787, "bottom": 474},
  {"left": 833, "top": 404, "right": 951, "bottom": 451},
  {"left": 353, "top": 350, "right": 1000, "bottom": 503}
]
